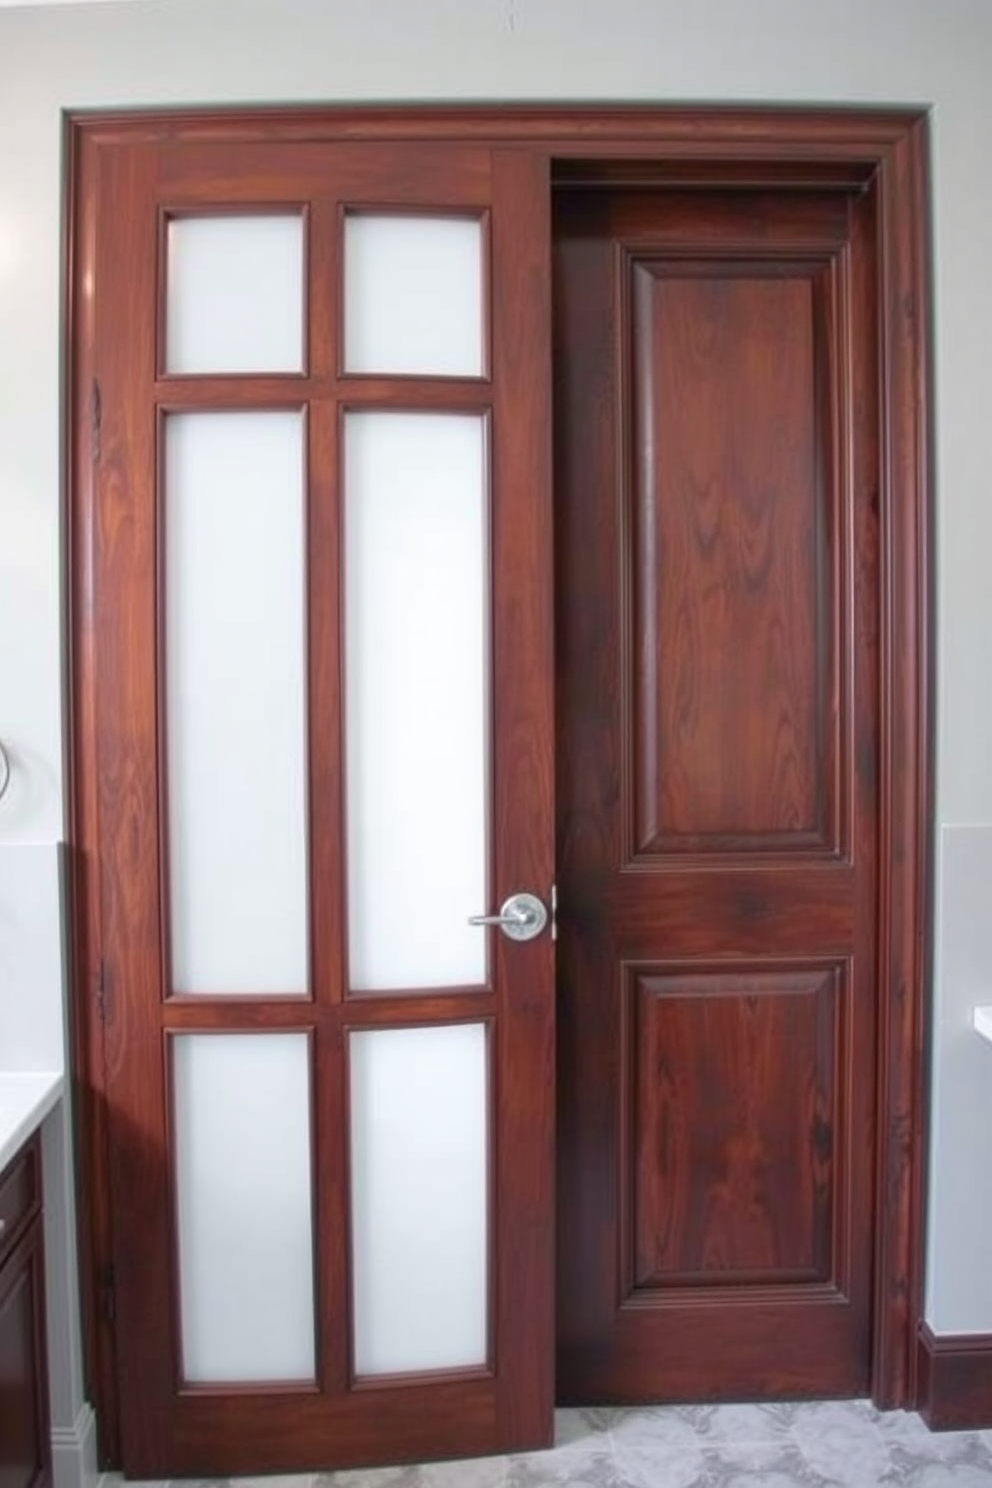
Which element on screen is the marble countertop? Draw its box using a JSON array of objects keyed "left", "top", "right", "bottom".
[{"left": 0, "top": 1071, "right": 64, "bottom": 1175}]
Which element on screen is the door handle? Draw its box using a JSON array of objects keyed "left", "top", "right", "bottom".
[{"left": 468, "top": 892, "right": 548, "bottom": 942}]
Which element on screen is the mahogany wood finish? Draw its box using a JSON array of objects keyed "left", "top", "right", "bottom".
[
  {"left": 553, "top": 178, "right": 908, "bottom": 1404},
  {"left": 66, "top": 133, "right": 554, "bottom": 1476},
  {"left": 629, "top": 965, "right": 842, "bottom": 1288},
  {"left": 0, "top": 1136, "right": 51, "bottom": 1488},
  {"left": 631, "top": 266, "right": 828, "bottom": 851},
  {"left": 917, "top": 1325, "right": 992, "bottom": 1431},
  {"left": 65, "top": 106, "right": 930, "bottom": 1470}
]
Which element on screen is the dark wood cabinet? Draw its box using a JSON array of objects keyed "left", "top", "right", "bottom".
[{"left": 0, "top": 1135, "right": 51, "bottom": 1488}]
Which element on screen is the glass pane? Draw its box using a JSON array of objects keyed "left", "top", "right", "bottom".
[
  {"left": 350, "top": 1023, "right": 488, "bottom": 1376},
  {"left": 344, "top": 214, "right": 483, "bottom": 376},
  {"left": 166, "top": 214, "right": 304, "bottom": 374},
  {"left": 173, "top": 1033, "right": 315, "bottom": 1383},
  {"left": 344, "top": 412, "right": 487, "bottom": 992},
  {"left": 165, "top": 412, "right": 308, "bottom": 996}
]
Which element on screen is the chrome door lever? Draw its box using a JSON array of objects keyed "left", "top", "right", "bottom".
[{"left": 468, "top": 892, "right": 548, "bottom": 943}]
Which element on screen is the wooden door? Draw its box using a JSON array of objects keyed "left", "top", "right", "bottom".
[
  {"left": 77, "top": 138, "right": 554, "bottom": 1476},
  {"left": 555, "top": 184, "right": 882, "bottom": 1400}
]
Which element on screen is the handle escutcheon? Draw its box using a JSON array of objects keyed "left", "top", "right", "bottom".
[{"left": 468, "top": 892, "right": 548, "bottom": 942}]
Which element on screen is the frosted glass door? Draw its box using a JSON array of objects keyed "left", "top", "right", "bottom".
[
  {"left": 164, "top": 411, "right": 308, "bottom": 997},
  {"left": 343, "top": 214, "right": 484, "bottom": 375},
  {"left": 173, "top": 1033, "right": 316, "bottom": 1383},
  {"left": 350, "top": 1023, "right": 489, "bottom": 1375},
  {"left": 81, "top": 133, "right": 554, "bottom": 1476},
  {"left": 165, "top": 214, "right": 305, "bottom": 374},
  {"left": 344, "top": 411, "right": 489, "bottom": 993}
]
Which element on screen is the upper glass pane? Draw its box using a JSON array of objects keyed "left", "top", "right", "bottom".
[
  {"left": 343, "top": 214, "right": 484, "bottom": 377},
  {"left": 164, "top": 411, "right": 308, "bottom": 996},
  {"left": 344, "top": 411, "right": 488, "bottom": 993},
  {"left": 165, "top": 214, "right": 304, "bottom": 375}
]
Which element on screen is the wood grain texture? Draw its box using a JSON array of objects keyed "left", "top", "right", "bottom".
[
  {"left": 64, "top": 107, "right": 931, "bottom": 1458},
  {"left": 68, "top": 104, "right": 924, "bottom": 159},
  {"left": 66, "top": 133, "right": 554, "bottom": 1477},
  {"left": 63, "top": 111, "right": 123, "bottom": 1464},
  {"left": 629, "top": 967, "right": 840, "bottom": 1288},
  {"left": 873, "top": 119, "right": 933, "bottom": 1411},
  {"left": 555, "top": 185, "right": 877, "bottom": 1403},
  {"left": 632, "top": 266, "right": 826, "bottom": 849},
  {"left": 490, "top": 148, "right": 556, "bottom": 1449},
  {"left": 917, "top": 1325, "right": 992, "bottom": 1431}
]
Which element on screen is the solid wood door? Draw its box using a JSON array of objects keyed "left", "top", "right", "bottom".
[
  {"left": 554, "top": 185, "right": 881, "bottom": 1400},
  {"left": 81, "top": 139, "right": 554, "bottom": 1476}
]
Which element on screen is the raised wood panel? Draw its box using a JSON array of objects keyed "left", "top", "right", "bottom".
[
  {"left": 0, "top": 1218, "right": 51, "bottom": 1488},
  {"left": 0, "top": 1141, "right": 40, "bottom": 1254},
  {"left": 627, "top": 965, "right": 842, "bottom": 1290},
  {"left": 631, "top": 261, "right": 835, "bottom": 855}
]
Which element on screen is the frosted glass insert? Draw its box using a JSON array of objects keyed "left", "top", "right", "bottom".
[
  {"left": 345, "top": 412, "right": 488, "bottom": 992},
  {"left": 350, "top": 1023, "right": 488, "bottom": 1375},
  {"left": 173, "top": 1033, "right": 315, "bottom": 1382},
  {"left": 166, "top": 214, "right": 304, "bottom": 374},
  {"left": 165, "top": 412, "right": 308, "bottom": 995},
  {"left": 344, "top": 214, "right": 483, "bottom": 376}
]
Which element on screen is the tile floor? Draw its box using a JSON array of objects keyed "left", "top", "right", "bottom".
[{"left": 101, "top": 1402, "right": 992, "bottom": 1488}]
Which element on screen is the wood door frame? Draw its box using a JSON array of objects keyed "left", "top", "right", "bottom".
[{"left": 65, "top": 104, "right": 931, "bottom": 1466}]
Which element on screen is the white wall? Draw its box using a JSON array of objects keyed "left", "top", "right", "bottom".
[{"left": 1, "top": 0, "right": 991, "bottom": 1352}]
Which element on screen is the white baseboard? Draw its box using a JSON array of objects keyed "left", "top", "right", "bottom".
[{"left": 51, "top": 1404, "right": 99, "bottom": 1488}]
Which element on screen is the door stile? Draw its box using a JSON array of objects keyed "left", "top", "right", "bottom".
[
  {"left": 490, "top": 149, "right": 556, "bottom": 1444},
  {"left": 64, "top": 119, "right": 123, "bottom": 1463},
  {"left": 92, "top": 143, "right": 176, "bottom": 1461}
]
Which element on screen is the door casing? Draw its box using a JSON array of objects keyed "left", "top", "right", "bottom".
[{"left": 64, "top": 103, "right": 932, "bottom": 1467}]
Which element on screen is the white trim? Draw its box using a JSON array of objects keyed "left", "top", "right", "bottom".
[{"left": 51, "top": 1403, "right": 99, "bottom": 1488}]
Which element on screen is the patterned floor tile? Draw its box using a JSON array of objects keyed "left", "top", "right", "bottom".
[
  {"left": 789, "top": 1399, "right": 894, "bottom": 1485},
  {"left": 97, "top": 1401, "right": 992, "bottom": 1488}
]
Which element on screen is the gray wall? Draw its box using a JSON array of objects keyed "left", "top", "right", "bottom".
[{"left": 2, "top": 0, "right": 991, "bottom": 1354}]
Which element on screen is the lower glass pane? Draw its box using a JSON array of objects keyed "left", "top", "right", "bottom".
[
  {"left": 349, "top": 1022, "right": 489, "bottom": 1376},
  {"left": 173, "top": 1032, "right": 316, "bottom": 1383}
]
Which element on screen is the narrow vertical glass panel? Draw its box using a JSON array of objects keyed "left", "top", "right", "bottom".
[
  {"left": 345, "top": 412, "right": 487, "bottom": 992},
  {"left": 350, "top": 1023, "right": 488, "bottom": 1375},
  {"left": 166, "top": 412, "right": 307, "bottom": 995},
  {"left": 166, "top": 214, "right": 304, "bottom": 374},
  {"left": 173, "top": 1033, "right": 315, "bottom": 1382},
  {"left": 344, "top": 214, "right": 483, "bottom": 376}
]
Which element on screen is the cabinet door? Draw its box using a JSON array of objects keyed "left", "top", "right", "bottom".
[{"left": 0, "top": 1216, "right": 51, "bottom": 1488}]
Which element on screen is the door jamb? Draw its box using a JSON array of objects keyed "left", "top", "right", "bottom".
[{"left": 64, "top": 104, "right": 931, "bottom": 1465}]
